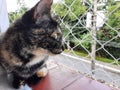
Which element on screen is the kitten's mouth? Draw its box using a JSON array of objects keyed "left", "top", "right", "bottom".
[
  {"left": 51, "top": 48, "right": 63, "bottom": 54},
  {"left": 49, "top": 46, "right": 64, "bottom": 54}
]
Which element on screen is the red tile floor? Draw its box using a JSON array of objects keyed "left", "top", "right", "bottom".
[{"left": 32, "top": 61, "right": 115, "bottom": 90}]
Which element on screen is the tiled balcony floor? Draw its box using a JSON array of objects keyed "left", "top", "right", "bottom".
[{"left": 32, "top": 61, "right": 114, "bottom": 90}]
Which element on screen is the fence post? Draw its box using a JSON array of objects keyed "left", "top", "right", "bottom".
[{"left": 91, "top": 0, "right": 97, "bottom": 75}]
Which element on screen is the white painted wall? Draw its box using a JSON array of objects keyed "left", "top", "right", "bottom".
[
  {"left": 86, "top": 11, "right": 105, "bottom": 29},
  {"left": 0, "top": 0, "right": 9, "bottom": 32}
]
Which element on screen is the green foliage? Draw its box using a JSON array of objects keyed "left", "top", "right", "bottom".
[
  {"left": 8, "top": 0, "right": 28, "bottom": 23},
  {"left": 107, "top": 2, "right": 120, "bottom": 29},
  {"left": 80, "top": 33, "right": 92, "bottom": 50},
  {"left": 65, "top": 49, "right": 119, "bottom": 64},
  {"left": 106, "top": 0, "right": 117, "bottom": 6},
  {"left": 97, "top": 29, "right": 119, "bottom": 41},
  {"left": 53, "top": 0, "right": 86, "bottom": 23},
  {"left": 97, "top": 2, "right": 120, "bottom": 59},
  {"left": 70, "top": 33, "right": 92, "bottom": 52},
  {"left": 99, "top": 2, "right": 120, "bottom": 42},
  {"left": 8, "top": 8, "right": 27, "bottom": 23}
]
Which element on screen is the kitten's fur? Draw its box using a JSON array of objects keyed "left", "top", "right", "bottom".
[{"left": 0, "top": 0, "right": 63, "bottom": 88}]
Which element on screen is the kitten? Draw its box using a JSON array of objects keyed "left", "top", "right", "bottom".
[{"left": 0, "top": 0, "right": 63, "bottom": 89}]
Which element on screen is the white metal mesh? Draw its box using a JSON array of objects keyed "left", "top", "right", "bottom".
[{"left": 52, "top": 0, "right": 120, "bottom": 89}]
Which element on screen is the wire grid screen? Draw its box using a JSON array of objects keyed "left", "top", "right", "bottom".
[{"left": 52, "top": 0, "right": 120, "bottom": 89}]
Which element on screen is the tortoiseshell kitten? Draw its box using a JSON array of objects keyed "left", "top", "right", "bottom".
[{"left": 0, "top": 0, "right": 63, "bottom": 89}]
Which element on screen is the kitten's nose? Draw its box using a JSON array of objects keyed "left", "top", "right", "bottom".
[{"left": 62, "top": 45, "right": 65, "bottom": 51}]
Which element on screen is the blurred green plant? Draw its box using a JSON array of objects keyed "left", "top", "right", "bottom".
[
  {"left": 53, "top": 0, "right": 86, "bottom": 22},
  {"left": 8, "top": 0, "right": 28, "bottom": 23},
  {"left": 96, "top": 1, "right": 120, "bottom": 59}
]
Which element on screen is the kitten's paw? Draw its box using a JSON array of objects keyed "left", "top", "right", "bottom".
[
  {"left": 37, "top": 67, "right": 48, "bottom": 77},
  {"left": 12, "top": 80, "right": 25, "bottom": 89}
]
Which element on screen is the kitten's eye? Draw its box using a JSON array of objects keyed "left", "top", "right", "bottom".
[
  {"left": 51, "top": 32, "right": 62, "bottom": 42},
  {"left": 51, "top": 27, "right": 62, "bottom": 40},
  {"left": 51, "top": 33, "right": 58, "bottom": 39}
]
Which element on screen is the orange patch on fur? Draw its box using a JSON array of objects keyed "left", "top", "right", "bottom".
[{"left": 37, "top": 67, "right": 48, "bottom": 77}]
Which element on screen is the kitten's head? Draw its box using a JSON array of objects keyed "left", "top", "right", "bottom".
[{"left": 22, "top": 0, "right": 64, "bottom": 54}]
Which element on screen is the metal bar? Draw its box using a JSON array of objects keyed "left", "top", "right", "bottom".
[{"left": 91, "top": 0, "right": 97, "bottom": 75}]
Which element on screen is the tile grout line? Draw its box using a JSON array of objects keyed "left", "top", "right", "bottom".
[{"left": 61, "top": 76, "right": 83, "bottom": 90}]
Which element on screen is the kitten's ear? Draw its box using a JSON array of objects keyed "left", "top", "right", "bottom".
[{"left": 33, "top": 0, "right": 53, "bottom": 20}]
